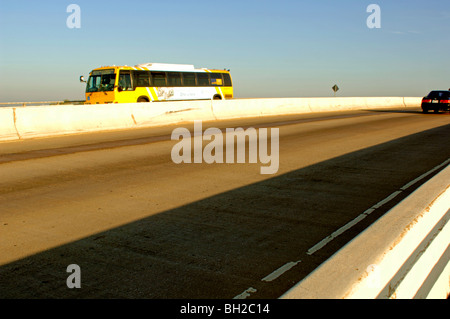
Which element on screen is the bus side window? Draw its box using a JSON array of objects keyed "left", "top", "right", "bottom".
[
  {"left": 167, "top": 72, "right": 182, "bottom": 86},
  {"left": 182, "top": 72, "right": 196, "bottom": 86},
  {"left": 118, "top": 71, "right": 133, "bottom": 91},
  {"left": 134, "top": 71, "right": 151, "bottom": 87},
  {"left": 151, "top": 71, "right": 167, "bottom": 87},
  {"left": 196, "top": 73, "right": 209, "bottom": 86}
]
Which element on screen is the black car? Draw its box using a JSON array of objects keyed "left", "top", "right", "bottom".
[{"left": 421, "top": 90, "right": 450, "bottom": 113}]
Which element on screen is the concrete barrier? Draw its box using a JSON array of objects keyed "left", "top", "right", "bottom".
[
  {"left": 211, "top": 97, "right": 419, "bottom": 121},
  {"left": 0, "top": 97, "right": 421, "bottom": 141},
  {"left": 403, "top": 97, "right": 423, "bottom": 107},
  {"left": 212, "top": 98, "right": 310, "bottom": 119},
  {"left": 129, "top": 100, "right": 216, "bottom": 126},
  {"left": 13, "top": 104, "right": 136, "bottom": 139},
  {"left": 281, "top": 164, "right": 450, "bottom": 299},
  {"left": 5, "top": 100, "right": 215, "bottom": 140},
  {"left": 0, "top": 108, "right": 19, "bottom": 141}
]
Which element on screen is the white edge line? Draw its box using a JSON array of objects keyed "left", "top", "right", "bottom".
[
  {"left": 306, "top": 158, "right": 450, "bottom": 256},
  {"left": 261, "top": 260, "right": 301, "bottom": 282},
  {"left": 307, "top": 214, "right": 368, "bottom": 255},
  {"left": 372, "top": 190, "right": 402, "bottom": 209},
  {"left": 400, "top": 158, "right": 450, "bottom": 191},
  {"left": 233, "top": 287, "right": 257, "bottom": 299}
]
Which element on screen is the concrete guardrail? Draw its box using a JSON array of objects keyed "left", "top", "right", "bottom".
[
  {"left": 0, "top": 97, "right": 421, "bottom": 141},
  {"left": 0, "top": 108, "right": 18, "bottom": 141},
  {"left": 211, "top": 97, "right": 420, "bottom": 120},
  {"left": 281, "top": 164, "right": 450, "bottom": 299}
]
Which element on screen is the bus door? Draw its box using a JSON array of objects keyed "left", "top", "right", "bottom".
[{"left": 116, "top": 70, "right": 136, "bottom": 102}]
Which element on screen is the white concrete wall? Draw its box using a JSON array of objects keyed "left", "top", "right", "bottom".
[
  {"left": 13, "top": 104, "right": 136, "bottom": 138},
  {"left": 0, "top": 97, "right": 422, "bottom": 141},
  {"left": 211, "top": 97, "right": 419, "bottom": 120},
  {"left": 0, "top": 108, "right": 19, "bottom": 141}
]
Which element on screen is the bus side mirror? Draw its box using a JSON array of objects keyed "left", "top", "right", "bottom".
[{"left": 80, "top": 76, "right": 86, "bottom": 83}]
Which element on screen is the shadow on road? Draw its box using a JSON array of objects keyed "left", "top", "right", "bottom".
[{"left": 1, "top": 124, "right": 449, "bottom": 299}]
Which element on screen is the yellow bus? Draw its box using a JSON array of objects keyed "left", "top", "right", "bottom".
[{"left": 81, "top": 63, "right": 233, "bottom": 104}]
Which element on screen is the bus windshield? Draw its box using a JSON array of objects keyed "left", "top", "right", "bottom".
[{"left": 86, "top": 69, "right": 116, "bottom": 92}]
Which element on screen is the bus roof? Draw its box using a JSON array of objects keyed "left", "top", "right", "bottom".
[
  {"left": 92, "top": 63, "right": 229, "bottom": 73},
  {"left": 136, "top": 63, "right": 195, "bottom": 71}
]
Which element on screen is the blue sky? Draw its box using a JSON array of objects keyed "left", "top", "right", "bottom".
[{"left": 0, "top": 0, "right": 449, "bottom": 102}]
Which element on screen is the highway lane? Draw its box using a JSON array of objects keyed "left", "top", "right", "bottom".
[{"left": 0, "top": 108, "right": 449, "bottom": 298}]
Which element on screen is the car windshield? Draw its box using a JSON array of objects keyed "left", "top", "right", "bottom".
[
  {"left": 427, "top": 91, "right": 450, "bottom": 99},
  {"left": 86, "top": 69, "right": 116, "bottom": 92}
]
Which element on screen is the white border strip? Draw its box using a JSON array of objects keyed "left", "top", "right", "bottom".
[{"left": 262, "top": 260, "right": 301, "bottom": 282}]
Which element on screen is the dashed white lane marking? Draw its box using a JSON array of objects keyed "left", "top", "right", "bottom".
[
  {"left": 307, "top": 211, "right": 371, "bottom": 255},
  {"left": 233, "top": 158, "right": 450, "bottom": 299},
  {"left": 400, "top": 158, "right": 450, "bottom": 191},
  {"left": 307, "top": 158, "right": 450, "bottom": 256},
  {"left": 372, "top": 190, "right": 402, "bottom": 209},
  {"left": 233, "top": 287, "right": 257, "bottom": 299},
  {"left": 261, "top": 260, "right": 301, "bottom": 282},
  {"left": 234, "top": 260, "right": 301, "bottom": 299}
]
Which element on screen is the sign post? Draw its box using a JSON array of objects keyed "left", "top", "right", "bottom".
[{"left": 332, "top": 84, "right": 339, "bottom": 97}]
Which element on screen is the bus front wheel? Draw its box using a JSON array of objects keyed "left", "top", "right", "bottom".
[{"left": 137, "top": 96, "right": 150, "bottom": 103}]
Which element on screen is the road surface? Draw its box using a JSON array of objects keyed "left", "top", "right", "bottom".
[{"left": 0, "top": 107, "right": 449, "bottom": 298}]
